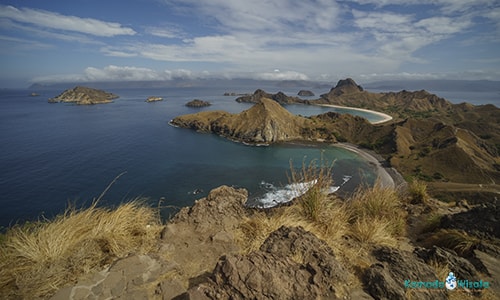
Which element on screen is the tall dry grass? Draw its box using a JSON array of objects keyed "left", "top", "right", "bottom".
[
  {"left": 0, "top": 200, "right": 164, "bottom": 299},
  {"left": 347, "top": 182, "right": 407, "bottom": 246}
]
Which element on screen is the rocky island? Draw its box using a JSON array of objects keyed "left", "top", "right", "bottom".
[
  {"left": 185, "top": 99, "right": 211, "bottom": 107},
  {"left": 298, "top": 89, "right": 315, "bottom": 96},
  {"left": 146, "top": 96, "right": 163, "bottom": 102},
  {"left": 48, "top": 86, "right": 118, "bottom": 105}
]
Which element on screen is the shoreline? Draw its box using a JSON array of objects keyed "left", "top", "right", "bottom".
[
  {"left": 334, "top": 142, "right": 406, "bottom": 190},
  {"left": 318, "top": 104, "right": 393, "bottom": 124}
]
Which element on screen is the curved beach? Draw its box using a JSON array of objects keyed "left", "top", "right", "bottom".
[
  {"left": 334, "top": 143, "right": 405, "bottom": 189},
  {"left": 319, "top": 104, "right": 393, "bottom": 124}
]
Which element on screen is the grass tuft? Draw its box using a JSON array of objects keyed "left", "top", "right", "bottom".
[
  {"left": 423, "top": 229, "right": 481, "bottom": 256},
  {"left": 408, "top": 179, "right": 429, "bottom": 204},
  {"left": 0, "top": 200, "right": 164, "bottom": 299}
]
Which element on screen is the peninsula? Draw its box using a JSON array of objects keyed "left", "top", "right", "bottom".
[
  {"left": 172, "top": 78, "right": 500, "bottom": 202},
  {"left": 48, "top": 86, "right": 118, "bottom": 105}
]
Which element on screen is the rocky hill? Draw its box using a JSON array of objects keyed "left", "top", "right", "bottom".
[
  {"left": 235, "top": 89, "right": 307, "bottom": 104},
  {"left": 171, "top": 98, "right": 309, "bottom": 144},
  {"left": 171, "top": 82, "right": 500, "bottom": 199},
  {"left": 48, "top": 86, "right": 118, "bottom": 105},
  {"left": 186, "top": 99, "right": 211, "bottom": 107}
]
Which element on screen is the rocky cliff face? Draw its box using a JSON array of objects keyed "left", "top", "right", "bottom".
[{"left": 48, "top": 86, "right": 118, "bottom": 105}]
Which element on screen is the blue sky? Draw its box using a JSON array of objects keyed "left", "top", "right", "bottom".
[{"left": 1, "top": 0, "right": 499, "bottom": 87}]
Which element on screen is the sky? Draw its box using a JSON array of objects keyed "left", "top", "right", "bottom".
[{"left": 0, "top": 0, "right": 499, "bottom": 87}]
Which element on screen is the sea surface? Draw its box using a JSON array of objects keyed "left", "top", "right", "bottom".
[{"left": 0, "top": 84, "right": 495, "bottom": 227}]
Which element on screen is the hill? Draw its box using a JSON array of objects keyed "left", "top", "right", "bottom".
[
  {"left": 48, "top": 86, "right": 118, "bottom": 105},
  {"left": 172, "top": 80, "right": 500, "bottom": 201}
]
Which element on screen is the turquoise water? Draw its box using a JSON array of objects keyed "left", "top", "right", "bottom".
[{"left": 0, "top": 86, "right": 380, "bottom": 227}]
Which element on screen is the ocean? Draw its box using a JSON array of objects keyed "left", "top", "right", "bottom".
[{"left": 0, "top": 84, "right": 495, "bottom": 227}]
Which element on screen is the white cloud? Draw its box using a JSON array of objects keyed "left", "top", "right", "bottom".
[
  {"left": 0, "top": 5, "right": 136, "bottom": 37},
  {"left": 145, "top": 26, "right": 186, "bottom": 39}
]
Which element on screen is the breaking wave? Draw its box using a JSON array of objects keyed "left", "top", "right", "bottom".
[{"left": 252, "top": 175, "right": 352, "bottom": 208}]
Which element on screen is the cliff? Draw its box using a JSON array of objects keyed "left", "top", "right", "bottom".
[{"left": 48, "top": 86, "right": 118, "bottom": 105}]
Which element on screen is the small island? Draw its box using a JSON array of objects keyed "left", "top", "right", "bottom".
[
  {"left": 48, "top": 86, "right": 118, "bottom": 105},
  {"left": 297, "top": 90, "right": 315, "bottom": 96},
  {"left": 185, "top": 99, "right": 211, "bottom": 107},
  {"left": 146, "top": 96, "right": 163, "bottom": 103}
]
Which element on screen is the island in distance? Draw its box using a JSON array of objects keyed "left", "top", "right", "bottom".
[
  {"left": 146, "top": 96, "right": 163, "bottom": 102},
  {"left": 48, "top": 86, "right": 118, "bottom": 105},
  {"left": 185, "top": 99, "right": 211, "bottom": 107}
]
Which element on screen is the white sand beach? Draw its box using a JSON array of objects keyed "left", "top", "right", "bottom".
[{"left": 319, "top": 104, "right": 393, "bottom": 124}]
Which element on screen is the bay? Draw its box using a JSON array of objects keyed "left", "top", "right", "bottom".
[{"left": 0, "top": 85, "right": 381, "bottom": 227}]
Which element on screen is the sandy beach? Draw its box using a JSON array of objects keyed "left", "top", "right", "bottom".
[
  {"left": 319, "top": 104, "right": 393, "bottom": 124},
  {"left": 335, "top": 143, "right": 405, "bottom": 189}
]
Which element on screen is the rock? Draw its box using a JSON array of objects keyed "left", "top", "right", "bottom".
[
  {"left": 146, "top": 96, "right": 163, "bottom": 102},
  {"left": 363, "top": 246, "right": 447, "bottom": 300},
  {"left": 50, "top": 254, "right": 165, "bottom": 300},
  {"left": 440, "top": 200, "right": 499, "bottom": 239},
  {"left": 186, "top": 99, "right": 211, "bottom": 107},
  {"left": 48, "top": 86, "right": 118, "bottom": 105},
  {"left": 297, "top": 90, "right": 314, "bottom": 96},
  {"left": 182, "top": 226, "right": 347, "bottom": 299},
  {"left": 414, "top": 246, "right": 479, "bottom": 280}
]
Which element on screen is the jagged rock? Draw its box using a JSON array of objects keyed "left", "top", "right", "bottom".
[
  {"left": 414, "top": 246, "right": 479, "bottom": 280},
  {"left": 363, "top": 246, "right": 447, "bottom": 300},
  {"left": 298, "top": 90, "right": 315, "bottom": 96},
  {"left": 169, "top": 185, "right": 248, "bottom": 232},
  {"left": 182, "top": 226, "right": 347, "bottom": 299},
  {"left": 186, "top": 99, "right": 211, "bottom": 107},
  {"left": 48, "top": 86, "right": 118, "bottom": 105},
  {"left": 439, "top": 200, "right": 499, "bottom": 239}
]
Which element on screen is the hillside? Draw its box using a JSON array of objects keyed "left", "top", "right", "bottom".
[{"left": 172, "top": 81, "right": 500, "bottom": 200}]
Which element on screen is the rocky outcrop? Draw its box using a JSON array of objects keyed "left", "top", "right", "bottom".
[
  {"left": 363, "top": 246, "right": 447, "bottom": 300},
  {"left": 235, "top": 89, "right": 307, "bottom": 104},
  {"left": 182, "top": 226, "right": 348, "bottom": 299},
  {"left": 146, "top": 96, "right": 163, "bottom": 102},
  {"left": 48, "top": 86, "right": 118, "bottom": 105},
  {"left": 186, "top": 99, "right": 211, "bottom": 107},
  {"left": 297, "top": 90, "right": 314, "bottom": 96}
]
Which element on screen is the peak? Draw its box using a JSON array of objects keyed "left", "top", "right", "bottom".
[
  {"left": 328, "top": 78, "right": 364, "bottom": 96},
  {"left": 335, "top": 78, "right": 360, "bottom": 89}
]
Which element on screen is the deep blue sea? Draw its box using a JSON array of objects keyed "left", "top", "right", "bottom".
[{"left": 0, "top": 84, "right": 495, "bottom": 227}]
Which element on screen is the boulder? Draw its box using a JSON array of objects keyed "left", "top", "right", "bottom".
[{"left": 363, "top": 246, "right": 447, "bottom": 300}]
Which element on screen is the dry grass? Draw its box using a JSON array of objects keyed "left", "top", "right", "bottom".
[
  {"left": 408, "top": 179, "right": 430, "bottom": 204},
  {"left": 347, "top": 182, "right": 407, "bottom": 246},
  {"left": 423, "top": 229, "right": 481, "bottom": 256},
  {"left": 0, "top": 200, "right": 164, "bottom": 299}
]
